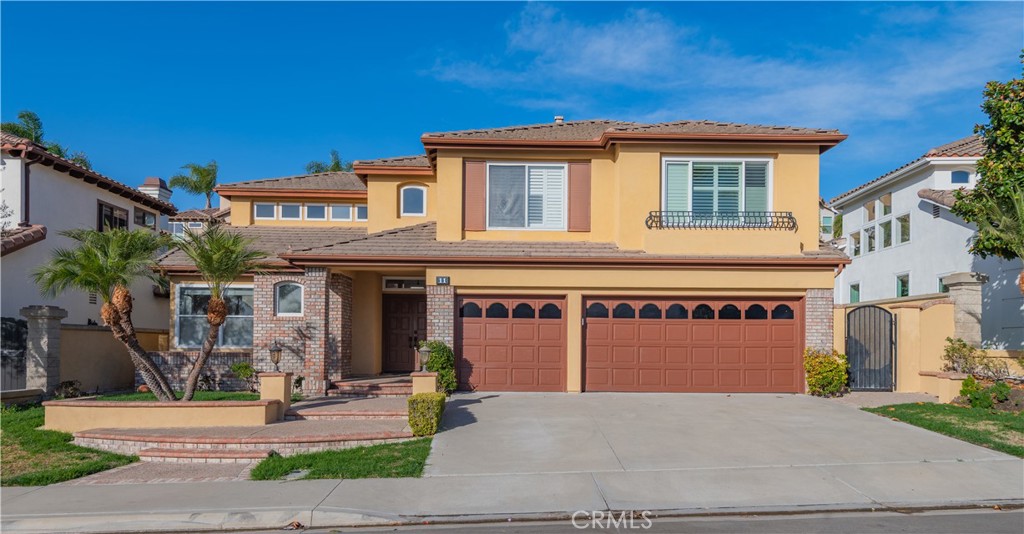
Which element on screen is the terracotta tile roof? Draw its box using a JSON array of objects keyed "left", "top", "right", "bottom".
[
  {"left": 283, "top": 222, "right": 848, "bottom": 265},
  {"left": 925, "top": 135, "right": 986, "bottom": 158},
  {"left": 169, "top": 207, "right": 230, "bottom": 223},
  {"left": 216, "top": 171, "right": 366, "bottom": 192},
  {"left": 1, "top": 132, "right": 177, "bottom": 215},
  {"left": 1, "top": 224, "right": 47, "bottom": 256},
  {"left": 917, "top": 188, "right": 959, "bottom": 208},
  {"left": 156, "top": 225, "right": 367, "bottom": 270},
  {"left": 831, "top": 135, "right": 984, "bottom": 206},
  {"left": 352, "top": 154, "right": 430, "bottom": 168},
  {"left": 422, "top": 119, "right": 841, "bottom": 142}
]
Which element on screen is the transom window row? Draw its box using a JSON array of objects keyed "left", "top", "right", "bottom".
[
  {"left": 253, "top": 202, "right": 368, "bottom": 222},
  {"left": 585, "top": 302, "right": 794, "bottom": 320},
  {"left": 459, "top": 302, "right": 563, "bottom": 319}
]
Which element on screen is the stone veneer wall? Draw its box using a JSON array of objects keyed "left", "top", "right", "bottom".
[
  {"left": 140, "top": 351, "right": 252, "bottom": 391},
  {"left": 426, "top": 285, "right": 455, "bottom": 346},
  {"left": 804, "top": 288, "right": 834, "bottom": 351}
]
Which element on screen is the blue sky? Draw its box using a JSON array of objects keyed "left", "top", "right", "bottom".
[{"left": 2, "top": 1, "right": 1021, "bottom": 210}]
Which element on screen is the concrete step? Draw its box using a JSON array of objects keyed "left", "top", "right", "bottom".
[
  {"left": 138, "top": 447, "right": 271, "bottom": 464},
  {"left": 327, "top": 380, "right": 413, "bottom": 397},
  {"left": 286, "top": 397, "right": 408, "bottom": 421}
]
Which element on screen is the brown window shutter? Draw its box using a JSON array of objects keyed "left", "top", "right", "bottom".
[
  {"left": 463, "top": 160, "right": 487, "bottom": 231},
  {"left": 568, "top": 162, "right": 591, "bottom": 232}
]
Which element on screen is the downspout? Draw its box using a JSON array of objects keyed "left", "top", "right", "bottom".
[{"left": 19, "top": 152, "right": 35, "bottom": 227}]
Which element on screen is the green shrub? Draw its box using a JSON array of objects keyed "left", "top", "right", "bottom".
[
  {"left": 408, "top": 392, "right": 446, "bottom": 437},
  {"left": 420, "top": 340, "right": 457, "bottom": 394},
  {"left": 960, "top": 375, "right": 982, "bottom": 398},
  {"left": 803, "top": 348, "right": 848, "bottom": 397},
  {"left": 960, "top": 376, "right": 1013, "bottom": 409},
  {"left": 230, "top": 361, "right": 259, "bottom": 393},
  {"left": 942, "top": 337, "right": 1010, "bottom": 379}
]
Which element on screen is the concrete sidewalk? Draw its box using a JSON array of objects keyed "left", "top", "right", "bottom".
[{"left": 3, "top": 456, "right": 1022, "bottom": 533}]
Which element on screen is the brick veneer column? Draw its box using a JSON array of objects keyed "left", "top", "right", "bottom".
[
  {"left": 328, "top": 273, "right": 353, "bottom": 379},
  {"left": 253, "top": 273, "right": 312, "bottom": 389},
  {"left": 302, "top": 267, "right": 330, "bottom": 395},
  {"left": 804, "top": 289, "right": 834, "bottom": 351},
  {"left": 942, "top": 272, "right": 986, "bottom": 348},
  {"left": 426, "top": 285, "right": 455, "bottom": 346},
  {"left": 20, "top": 305, "right": 67, "bottom": 394}
]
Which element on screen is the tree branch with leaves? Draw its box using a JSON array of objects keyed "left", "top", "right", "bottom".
[{"left": 305, "top": 149, "right": 353, "bottom": 174}]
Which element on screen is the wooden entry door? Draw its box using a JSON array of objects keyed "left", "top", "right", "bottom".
[{"left": 382, "top": 294, "right": 427, "bottom": 373}]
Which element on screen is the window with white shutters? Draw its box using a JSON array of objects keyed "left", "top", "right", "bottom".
[
  {"left": 662, "top": 159, "right": 772, "bottom": 226},
  {"left": 487, "top": 163, "right": 566, "bottom": 230}
]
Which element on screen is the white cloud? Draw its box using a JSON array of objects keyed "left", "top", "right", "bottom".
[{"left": 429, "top": 2, "right": 1022, "bottom": 129}]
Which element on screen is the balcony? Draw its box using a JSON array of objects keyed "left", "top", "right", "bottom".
[{"left": 645, "top": 211, "right": 798, "bottom": 230}]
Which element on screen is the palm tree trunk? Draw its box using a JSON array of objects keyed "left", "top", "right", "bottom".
[
  {"left": 181, "top": 297, "right": 227, "bottom": 401},
  {"left": 205, "top": 193, "right": 212, "bottom": 209},
  {"left": 1019, "top": 272, "right": 1023, "bottom": 296},
  {"left": 103, "top": 303, "right": 175, "bottom": 402}
]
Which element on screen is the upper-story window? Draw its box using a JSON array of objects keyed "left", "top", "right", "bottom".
[
  {"left": 254, "top": 203, "right": 276, "bottom": 220},
  {"left": 879, "top": 193, "right": 892, "bottom": 216},
  {"left": 487, "top": 163, "right": 566, "bottom": 230},
  {"left": 400, "top": 185, "right": 427, "bottom": 217},
  {"left": 663, "top": 159, "right": 770, "bottom": 214},
  {"left": 330, "top": 204, "right": 352, "bottom": 221},
  {"left": 821, "top": 215, "right": 833, "bottom": 235},
  {"left": 355, "top": 204, "right": 368, "bottom": 221},
  {"left": 850, "top": 232, "right": 861, "bottom": 256},
  {"left": 951, "top": 170, "right": 970, "bottom": 184},
  {"left": 134, "top": 208, "right": 157, "bottom": 230},
  {"left": 280, "top": 203, "right": 301, "bottom": 220},
  {"left": 305, "top": 204, "right": 327, "bottom": 221},
  {"left": 863, "top": 201, "right": 876, "bottom": 222},
  {"left": 274, "top": 282, "right": 303, "bottom": 316},
  {"left": 97, "top": 202, "right": 128, "bottom": 231}
]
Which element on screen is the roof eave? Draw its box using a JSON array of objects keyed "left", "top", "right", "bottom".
[
  {"left": 278, "top": 253, "right": 849, "bottom": 269},
  {"left": 830, "top": 157, "right": 931, "bottom": 207},
  {"left": 214, "top": 188, "right": 368, "bottom": 200},
  {"left": 351, "top": 165, "right": 435, "bottom": 176}
]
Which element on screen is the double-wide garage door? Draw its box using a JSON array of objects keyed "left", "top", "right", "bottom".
[
  {"left": 456, "top": 296, "right": 567, "bottom": 391},
  {"left": 584, "top": 298, "right": 803, "bottom": 393}
]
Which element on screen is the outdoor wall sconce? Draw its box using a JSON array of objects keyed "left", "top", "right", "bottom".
[
  {"left": 269, "top": 341, "right": 283, "bottom": 372},
  {"left": 418, "top": 344, "right": 432, "bottom": 372}
]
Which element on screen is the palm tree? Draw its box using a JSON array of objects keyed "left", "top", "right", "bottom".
[
  {"left": 169, "top": 161, "right": 218, "bottom": 209},
  {"left": 305, "top": 149, "right": 353, "bottom": 174},
  {"left": 174, "top": 225, "right": 268, "bottom": 401},
  {"left": 2, "top": 110, "right": 91, "bottom": 168},
  {"left": 973, "top": 182, "right": 1024, "bottom": 294},
  {"left": 33, "top": 229, "right": 176, "bottom": 401}
]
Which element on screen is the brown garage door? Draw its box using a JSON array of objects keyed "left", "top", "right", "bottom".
[
  {"left": 456, "top": 296, "right": 566, "bottom": 392},
  {"left": 584, "top": 297, "right": 803, "bottom": 393}
]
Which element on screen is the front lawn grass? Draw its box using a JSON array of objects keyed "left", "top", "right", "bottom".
[
  {"left": 250, "top": 438, "right": 432, "bottom": 480},
  {"left": 864, "top": 403, "right": 1024, "bottom": 458},
  {"left": 1, "top": 404, "right": 136, "bottom": 486},
  {"left": 97, "top": 391, "right": 260, "bottom": 402}
]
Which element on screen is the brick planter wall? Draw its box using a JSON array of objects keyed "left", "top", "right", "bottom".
[
  {"left": 805, "top": 288, "right": 834, "bottom": 351},
  {"left": 139, "top": 351, "right": 253, "bottom": 392},
  {"left": 426, "top": 285, "right": 455, "bottom": 346}
]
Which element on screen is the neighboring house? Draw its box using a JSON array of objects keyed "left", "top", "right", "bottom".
[
  {"left": 819, "top": 198, "right": 837, "bottom": 242},
  {"left": 169, "top": 206, "right": 230, "bottom": 238},
  {"left": 831, "top": 135, "right": 1023, "bottom": 350},
  {"left": 1, "top": 132, "right": 177, "bottom": 329},
  {"left": 157, "top": 118, "right": 849, "bottom": 395}
]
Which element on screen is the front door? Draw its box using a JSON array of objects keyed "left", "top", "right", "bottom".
[{"left": 382, "top": 294, "right": 427, "bottom": 373}]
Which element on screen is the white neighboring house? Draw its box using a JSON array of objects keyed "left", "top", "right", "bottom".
[
  {"left": 831, "top": 135, "right": 1023, "bottom": 350},
  {"left": 1, "top": 132, "right": 177, "bottom": 329},
  {"left": 819, "top": 197, "right": 838, "bottom": 242}
]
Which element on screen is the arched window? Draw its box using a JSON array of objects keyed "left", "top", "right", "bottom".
[
  {"left": 486, "top": 302, "right": 509, "bottom": 318},
  {"left": 274, "top": 282, "right": 303, "bottom": 316},
  {"left": 693, "top": 304, "right": 715, "bottom": 319},
  {"left": 539, "top": 303, "right": 562, "bottom": 319},
  {"left": 771, "top": 304, "right": 794, "bottom": 320},
  {"left": 400, "top": 185, "right": 427, "bottom": 216},
  {"left": 951, "top": 170, "right": 970, "bottom": 184},
  {"left": 613, "top": 303, "right": 635, "bottom": 319},
  {"left": 512, "top": 303, "right": 535, "bottom": 319},
  {"left": 745, "top": 304, "right": 768, "bottom": 320},
  {"left": 639, "top": 303, "right": 662, "bottom": 319},
  {"left": 719, "top": 304, "right": 741, "bottom": 320},
  {"left": 666, "top": 304, "right": 688, "bottom": 319},
  {"left": 460, "top": 302, "right": 482, "bottom": 318},
  {"left": 586, "top": 302, "right": 609, "bottom": 318}
]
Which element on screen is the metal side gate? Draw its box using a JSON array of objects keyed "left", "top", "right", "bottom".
[{"left": 845, "top": 305, "right": 896, "bottom": 391}]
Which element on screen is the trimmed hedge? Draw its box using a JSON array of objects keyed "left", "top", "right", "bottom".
[
  {"left": 804, "top": 348, "right": 848, "bottom": 397},
  {"left": 408, "top": 392, "right": 446, "bottom": 436},
  {"left": 420, "top": 340, "right": 457, "bottom": 394}
]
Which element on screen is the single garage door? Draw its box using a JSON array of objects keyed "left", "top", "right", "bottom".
[
  {"left": 584, "top": 297, "right": 802, "bottom": 393},
  {"left": 456, "top": 296, "right": 567, "bottom": 391}
]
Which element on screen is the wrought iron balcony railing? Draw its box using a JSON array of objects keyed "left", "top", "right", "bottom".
[{"left": 645, "top": 211, "right": 798, "bottom": 230}]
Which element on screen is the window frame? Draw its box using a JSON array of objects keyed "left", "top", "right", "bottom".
[
  {"left": 895, "top": 273, "right": 911, "bottom": 298},
  {"left": 400, "top": 185, "right": 428, "bottom": 217},
  {"left": 273, "top": 281, "right": 304, "bottom": 317},
  {"left": 173, "top": 283, "right": 254, "bottom": 349},
  {"left": 660, "top": 156, "right": 774, "bottom": 213},
  {"left": 849, "top": 282, "right": 861, "bottom": 304},
  {"left": 133, "top": 207, "right": 157, "bottom": 230},
  {"left": 279, "top": 203, "right": 302, "bottom": 221},
  {"left": 97, "top": 201, "right": 129, "bottom": 232},
  {"left": 895, "top": 212, "right": 911, "bottom": 245},
  {"left": 850, "top": 232, "right": 862, "bottom": 256},
  {"left": 485, "top": 161, "right": 568, "bottom": 231},
  {"left": 381, "top": 277, "right": 427, "bottom": 292},
  {"left": 951, "top": 170, "right": 971, "bottom": 185},
  {"left": 304, "top": 203, "right": 327, "bottom": 221},
  {"left": 330, "top": 203, "right": 353, "bottom": 222},
  {"left": 354, "top": 204, "right": 368, "bottom": 222},
  {"left": 254, "top": 202, "right": 277, "bottom": 220}
]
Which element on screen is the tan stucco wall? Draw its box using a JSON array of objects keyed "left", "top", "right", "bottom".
[
  {"left": 431, "top": 143, "right": 822, "bottom": 256},
  {"left": 43, "top": 400, "right": 279, "bottom": 433},
  {"left": 227, "top": 196, "right": 368, "bottom": 227},
  {"left": 351, "top": 271, "right": 383, "bottom": 375},
  {"left": 59, "top": 325, "right": 169, "bottom": 394},
  {"left": 367, "top": 175, "right": 437, "bottom": 233}
]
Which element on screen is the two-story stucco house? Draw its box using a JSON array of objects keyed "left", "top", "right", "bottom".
[
  {"left": 156, "top": 119, "right": 849, "bottom": 396},
  {"left": 831, "top": 135, "right": 1024, "bottom": 351},
  {"left": 1, "top": 132, "right": 178, "bottom": 330}
]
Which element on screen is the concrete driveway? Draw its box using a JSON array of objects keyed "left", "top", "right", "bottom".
[{"left": 426, "top": 392, "right": 1020, "bottom": 477}]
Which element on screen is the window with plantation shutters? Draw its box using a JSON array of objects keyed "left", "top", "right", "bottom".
[
  {"left": 487, "top": 163, "right": 566, "bottom": 230},
  {"left": 661, "top": 158, "right": 772, "bottom": 225}
]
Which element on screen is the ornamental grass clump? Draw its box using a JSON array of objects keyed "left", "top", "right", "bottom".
[{"left": 803, "top": 348, "right": 849, "bottom": 397}]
